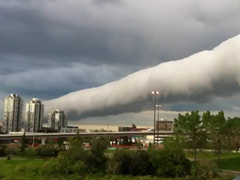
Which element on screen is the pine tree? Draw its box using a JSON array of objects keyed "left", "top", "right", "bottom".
[{"left": 20, "top": 132, "right": 27, "bottom": 152}]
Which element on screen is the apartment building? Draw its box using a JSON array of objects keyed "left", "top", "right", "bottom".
[
  {"left": 25, "top": 98, "right": 44, "bottom": 132},
  {"left": 2, "top": 94, "right": 23, "bottom": 133},
  {"left": 48, "top": 109, "right": 67, "bottom": 132}
]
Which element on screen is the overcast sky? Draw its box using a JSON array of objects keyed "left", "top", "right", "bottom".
[{"left": 1, "top": 0, "right": 240, "bottom": 126}]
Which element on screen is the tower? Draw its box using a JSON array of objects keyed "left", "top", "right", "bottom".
[
  {"left": 25, "top": 98, "right": 44, "bottom": 132},
  {"left": 3, "top": 94, "right": 23, "bottom": 133}
]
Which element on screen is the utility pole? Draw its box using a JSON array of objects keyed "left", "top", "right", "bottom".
[{"left": 152, "top": 91, "right": 159, "bottom": 147}]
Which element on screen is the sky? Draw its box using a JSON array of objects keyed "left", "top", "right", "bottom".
[{"left": 1, "top": 0, "right": 240, "bottom": 127}]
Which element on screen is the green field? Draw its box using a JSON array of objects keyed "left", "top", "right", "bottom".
[
  {"left": 186, "top": 151, "right": 240, "bottom": 160},
  {"left": 0, "top": 158, "right": 185, "bottom": 180},
  {"left": 185, "top": 151, "right": 240, "bottom": 172}
]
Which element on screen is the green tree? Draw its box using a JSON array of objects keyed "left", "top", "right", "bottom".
[
  {"left": 107, "top": 149, "right": 132, "bottom": 175},
  {"left": 226, "top": 117, "right": 240, "bottom": 153},
  {"left": 163, "top": 136, "right": 186, "bottom": 151},
  {"left": 86, "top": 137, "right": 108, "bottom": 173},
  {"left": 72, "top": 160, "right": 87, "bottom": 179},
  {"left": 174, "top": 110, "right": 205, "bottom": 162},
  {"left": 203, "top": 111, "right": 227, "bottom": 164},
  {"left": 20, "top": 132, "right": 27, "bottom": 152},
  {"left": 149, "top": 148, "right": 191, "bottom": 177}
]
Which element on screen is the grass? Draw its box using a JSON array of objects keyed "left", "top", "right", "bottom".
[
  {"left": 218, "top": 157, "right": 240, "bottom": 171},
  {"left": 185, "top": 151, "right": 240, "bottom": 172},
  {"left": 186, "top": 151, "right": 240, "bottom": 160},
  {"left": 0, "top": 158, "right": 46, "bottom": 180}
]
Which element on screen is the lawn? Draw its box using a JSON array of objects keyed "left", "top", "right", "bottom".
[
  {"left": 218, "top": 157, "right": 240, "bottom": 171},
  {"left": 186, "top": 151, "right": 240, "bottom": 160},
  {"left": 185, "top": 151, "right": 240, "bottom": 172}
]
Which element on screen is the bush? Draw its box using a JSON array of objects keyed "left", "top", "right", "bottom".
[
  {"left": 149, "top": 148, "right": 191, "bottom": 177},
  {"left": 36, "top": 146, "right": 55, "bottom": 157},
  {"left": 40, "top": 158, "right": 60, "bottom": 175},
  {"left": 191, "top": 160, "right": 218, "bottom": 180},
  {"left": 25, "top": 147, "right": 37, "bottom": 159},
  {"left": 4, "top": 146, "right": 19, "bottom": 159},
  {"left": 107, "top": 149, "right": 133, "bottom": 175},
  {"left": 15, "top": 164, "right": 27, "bottom": 174},
  {"left": 0, "top": 144, "right": 6, "bottom": 156}
]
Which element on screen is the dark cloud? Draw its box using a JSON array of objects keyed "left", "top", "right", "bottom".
[{"left": 0, "top": 0, "right": 240, "bottom": 120}]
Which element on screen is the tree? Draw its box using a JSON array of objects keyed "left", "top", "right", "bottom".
[
  {"left": 86, "top": 137, "right": 108, "bottom": 173},
  {"left": 226, "top": 117, "right": 240, "bottom": 153},
  {"left": 174, "top": 111, "right": 205, "bottom": 162},
  {"left": 163, "top": 136, "right": 186, "bottom": 151},
  {"left": 72, "top": 160, "right": 87, "bottom": 179},
  {"left": 20, "top": 132, "right": 27, "bottom": 152},
  {"left": 149, "top": 148, "right": 191, "bottom": 177},
  {"left": 203, "top": 111, "right": 227, "bottom": 164}
]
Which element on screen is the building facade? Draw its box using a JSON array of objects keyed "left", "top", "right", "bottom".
[
  {"left": 25, "top": 98, "right": 44, "bottom": 132},
  {"left": 60, "top": 126, "right": 84, "bottom": 133},
  {"left": 2, "top": 94, "right": 23, "bottom": 133},
  {"left": 48, "top": 109, "right": 67, "bottom": 131},
  {"left": 156, "top": 119, "right": 174, "bottom": 131}
]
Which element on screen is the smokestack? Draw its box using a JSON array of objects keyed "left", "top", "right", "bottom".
[{"left": 44, "top": 34, "right": 240, "bottom": 120}]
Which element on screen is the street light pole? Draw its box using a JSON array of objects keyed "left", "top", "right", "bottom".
[
  {"left": 152, "top": 91, "right": 159, "bottom": 147},
  {"left": 32, "top": 119, "right": 35, "bottom": 147},
  {"left": 156, "top": 105, "right": 162, "bottom": 147}
]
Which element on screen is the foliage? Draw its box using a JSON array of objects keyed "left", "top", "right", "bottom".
[
  {"left": 20, "top": 132, "right": 28, "bottom": 152},
  {"left": 148, "top": 148, "right": 191, "bottom": 177},
  {"left": 0, "top": 144, "right": 6, "bottom": 156},
  {"left": 163, "top": 136, "right": 186, "bottom": 151},
  {"left": 36, "top": 146, "right": 56, "bottom": 156},
  {"left": 5, "top": 146, "right": 19, "bottom": 159},
  {"left": 202, "top": 111, "right": 227, "bottom": 164},
  {"left": 174, "top": 110, "right": 206, "bottom": 162},
  {"left": 191, "top": 160, "right": 218, "bottom": 180},
  {"left": 226, "top": 117, "right": 240, "bottom": 152},
  {"left": 25, "top": 147, "right": 37, "bottom": 159}
]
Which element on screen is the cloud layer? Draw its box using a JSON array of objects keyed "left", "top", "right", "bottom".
[
  {"left": 1, "top": 0, "right": 240, "bottom": 120},
  {"left": 44, "top": 34, "right": 240, "bottom": 119}
]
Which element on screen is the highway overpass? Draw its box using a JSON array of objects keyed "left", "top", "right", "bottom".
[{"left": 0, "top": 131, "right": 175, "bottom": 140}]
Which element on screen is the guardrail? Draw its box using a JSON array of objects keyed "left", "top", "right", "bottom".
[{"left": 0, "top": 131, "right": 175, "bottom": 140}]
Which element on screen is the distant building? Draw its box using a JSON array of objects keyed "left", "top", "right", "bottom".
[
  {"left": 2, "top": 94, "right": 23, "bottom": 133},
  {"left": 156, "top": 119, "right": 174, "bottom": 131},
  {"left": 60, "top": 126, "right": 84, "bottom": 133},
  {"left": 25, "top": 98, "right": 44, "bottom": 132},
  {"left": 0, "top": 122, "right": 3, "bottom": 133},
  {"left": 118, "top": 124, "right": 147, "bottom": 132},
  {"left": 48, "top": 109, "right": 67, "bottom": 132}
]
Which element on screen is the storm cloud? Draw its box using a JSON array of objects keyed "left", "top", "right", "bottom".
[
  {"left": 1, "top": 0, "right": 240, "bottom": 120},
  {"left": 44, "top": 34, "right": 240, "bottom": 119}
]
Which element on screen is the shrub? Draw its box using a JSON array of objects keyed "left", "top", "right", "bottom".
[
  {"left": 191, "top": 160, "right": 218, "bottom": 180},
  {"left": 25, "top": 147, "right": 37, "bottom": 159},
  {"left": 40, "top": 158, "right": 60, "bottom": 175},
  {"left": 15, "top": 164, "right": 27, "bottom": 174},
  {"left": 107, "top": 149, "right": 133, "bottom": 175},
  {"left": 149, "top": 148, "right": 191, "bottom": 177},
  {"left": 36, "top": 146, "right": 55, "bottom": 156},
  {"left": 4, "top": 146, "right": 19, "bottom": 159},
  {"left": 0, "top": 144, "right": 6, "bottom": 156}
]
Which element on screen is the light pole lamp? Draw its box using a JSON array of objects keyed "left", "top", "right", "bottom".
[
  {"left": 156, "top": 105, "right": 162, "bottom": 146},
  {"left": 151, "top": 91, "right": 159, "bottom": 146}
]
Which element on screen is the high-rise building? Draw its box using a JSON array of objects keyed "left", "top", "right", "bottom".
[
  {"left": 25, "top": 98, "right": 44, "bottom": 132},
  {"left": 2, "top": 94, "right": 23, "bottom": 133},
  {"left": 48, "top": 109, "right": 67, "bottom": 131}
]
